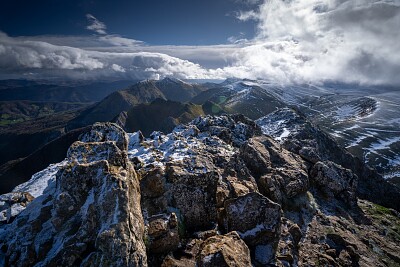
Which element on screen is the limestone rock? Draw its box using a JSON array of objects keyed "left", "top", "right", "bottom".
[
  {"left": 79, "top": 122, "right": 129, "bottom": 151},
  {"left": 276, "top": 218, "right": 303, "bottom": 266},
  {"left": 192, "top": 114, "right": 261, "bottom": 147}
]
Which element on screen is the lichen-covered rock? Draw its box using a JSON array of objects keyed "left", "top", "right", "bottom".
[
  {"left": 79, "top": 122, "right": 129, "bottom": 151},
  {"left": 146, "top": 213, "right": 180, "bottom": 254},
  {"left": 240, "top": 136, "right": 309, "bottom": 204},
  {"left": 0, "top": 123, "right": 147, "bottom": 266},
  {"left": 132, "top": 119, "right": 259, "bottom": 234},
  {"left": 67, "top": 141, "right": 129, "bottom": 167},
  {"left": 298, "top": 146, "right": 320, "bottom": 163},
  {"left": 192, "top": 114, "right": 262, "bottom": 147},
  {"left": 222, "top": 192, "right": 282, "bottom": 265},
  {"left": 276, "top": 218, "right": 302, "bottom": 266},
  {"left": 197, "top": 231, "right": 252, "bottom": 267},
  {"left": 166, "top": 164, "right": 220, "bottom": 230},
  {"left": 310, "top": 161, "right": 358, "bottom": 205}
]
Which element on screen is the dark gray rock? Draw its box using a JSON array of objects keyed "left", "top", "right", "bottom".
[{"left": 310, "top": 161, "right": 358, "bottom": 205}]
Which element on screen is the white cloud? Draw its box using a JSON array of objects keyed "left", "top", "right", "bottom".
[
  {"left": 235, "top": 10, "right": 259, "bottom": 21},
  {"left": 0, "top": 31, "right": 222, "bottom": 80},
  {"left": 227, "top": 0, "right": 400, "bottom": 85},
  {"left": 86, "top": 14, "right": 107, "bottom": 35},
  {"left": 111, "top": 64, "right": 125, "bottom": 72}
]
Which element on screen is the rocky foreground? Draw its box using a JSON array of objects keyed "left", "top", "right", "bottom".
[{"left": 1, "top": 110, "right": 400, "bottom": 266}]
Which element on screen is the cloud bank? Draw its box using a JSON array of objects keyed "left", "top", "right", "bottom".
[
  {"left": 231, "top": 0, "right": 400, "bottom": 85},
  {"left": 0, "top": 32, "right": 220, "bottom": 80},
  {"left": 1, "top": 0, "right": 399, "bottom": 85}
]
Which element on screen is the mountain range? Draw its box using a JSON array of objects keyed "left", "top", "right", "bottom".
[{"left": 1, "top": 78, "right": 399, "bottom": 194}]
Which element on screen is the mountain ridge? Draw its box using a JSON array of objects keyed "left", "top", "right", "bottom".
[{"left": 1, "top": 113, "right": 399, "bottom": 266}]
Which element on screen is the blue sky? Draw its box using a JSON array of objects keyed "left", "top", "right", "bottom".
[
  {"left": 0, "top": 0, "right": 257, "bottom": 45},
  {"left": 0, "top": 0, "right": 399, "bottom": 85}
]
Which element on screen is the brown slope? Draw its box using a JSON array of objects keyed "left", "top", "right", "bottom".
[{"left": 155, "top": 77, "right": 208, "bottom": 102}]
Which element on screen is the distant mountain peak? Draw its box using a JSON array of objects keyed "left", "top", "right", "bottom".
[
  {"left": 220, "top": 77, "right": 243, "bottom": 85},
  {"left": 159, "top": 77, "right": 189, "bottom": 85}
]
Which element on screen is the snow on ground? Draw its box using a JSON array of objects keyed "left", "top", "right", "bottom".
[
  {"left": 127, "top": 122, "right": 236, "bottom": 172},
  {"left": 256, "top": 108, "right": 302, "bottom": 142},
  {"left": 0, "top": 160, "right": 67, "bottom": 222},
  {"left": 12, "top": 160, "right": 67, "bottom": 198},
  {"left": 334, "top": 105, "right": 359, "bottom": 122},
  {"left": 275, "top": 128, "right": 290, "bottom": 141}
]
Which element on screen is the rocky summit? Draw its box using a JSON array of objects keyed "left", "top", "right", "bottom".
[{"left": 1, "top": 111, "right": 400, "bottom": 266}]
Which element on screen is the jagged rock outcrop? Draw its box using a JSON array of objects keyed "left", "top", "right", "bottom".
[
  {"left": 1, "top": 115, "right": 399, "bottom": 267},
  {"left": 257, "top": 107, "right": 400, "bottom": 211},
  {"left": 0, "top": 123, "right": 147, "bottom": 266},
  {"left": 240, "top": 135, "right": 309, "bottom": 204},
  {"left": 161, "top": 231, "right": 252, "bottom": 267}
]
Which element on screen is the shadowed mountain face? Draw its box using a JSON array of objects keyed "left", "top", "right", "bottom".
[
  {"left": 67, "top": 81, "right": 167, "bottom": 130},
  {"left": 0, "top": 126, "right": 88, "bottom": 194},
  {"left": 121, "top": 99, "right": 206, "bottom": 136},
  {"left": 67, "top": 78, "right": 208, "bottom": 130},
  {"left": 0, "top": 109, "right": 81, "bottom": 166}
]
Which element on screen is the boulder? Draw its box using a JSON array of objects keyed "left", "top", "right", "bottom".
[
  {"left": 79, "top": 122, "right": 128, "bottom": 151},
  {"left": 310, "top": 161, "right": 358, "bottom": 205},
  {"left": 222, "top": 192, "right": 282, "bottom": 265},
  {"left": 240, "top": 136, "right": 309, "bottom": 204},
  {"left": 276, "top": 218, "right": 303, "bottom": 266},
  {"left": 146, "top": 213, "right": 180, "bottom": 254},
  {"left": 197, "top": 231, "right": 252, "bottom": 267}
]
